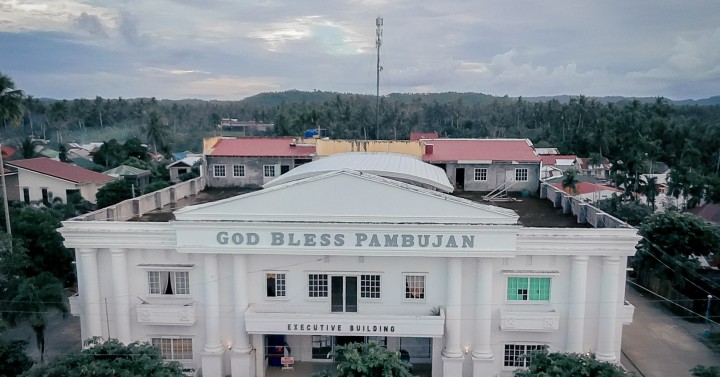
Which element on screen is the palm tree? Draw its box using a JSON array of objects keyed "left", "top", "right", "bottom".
[
  {"left": 588, "top": 152, "right": 603, "bottom": 178},
  {"left": 0, "top": 73, "right": 24, "bottom": 129},
  {"left": 144, "top": 111, "right": 169, "bottom": 154},
  {"left": 562, "top": 169, "right": 579, "bottom": 194},
  {"left": 6, "top": 272, "right": 67, "bottom": 362},
  {"left": 643, "top": 175, "right": 659, "bottom": 210},
  {"left": 18, "top": 137, "right": 37, "bottom": 159}
]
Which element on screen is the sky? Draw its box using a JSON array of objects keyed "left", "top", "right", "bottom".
[{"left": 1, "top": 0, "right": 719, "bottom": 101}]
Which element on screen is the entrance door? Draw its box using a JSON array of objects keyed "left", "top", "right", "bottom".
[
  {"left": 331, "top": 276, "right": 357, "bottom": 313},
  {"left": 455, "top": 168, "right": 465, "bottom": 190}
]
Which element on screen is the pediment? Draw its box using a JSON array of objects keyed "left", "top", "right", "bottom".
[{"left": 174, "top": 170, "right": 518, "bottom": 224}]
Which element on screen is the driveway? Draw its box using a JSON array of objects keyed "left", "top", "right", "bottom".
[{"left": 622, "top": 283, "right": 720, "bottom": 377}]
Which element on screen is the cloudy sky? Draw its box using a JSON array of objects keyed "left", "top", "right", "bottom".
[{"left": 1, "top": 0, "right": 719, "bottom": 100}]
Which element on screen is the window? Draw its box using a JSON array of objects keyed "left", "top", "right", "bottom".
[
  {"left": 361, "top": 274, "right": 381, "bottom": 299},
  {"left": 266, "top": 273, "right": 286, "bottom": 298},
  {"left": 233, "top": 165, "right": 245, "bottom": 177},
  {"left": 148, "top": 271, "right": 190, "bottom": 295},
  {"left": 503, "top": 344, "right": 545, "bottom": 367},
  {"left": 151, "top": 337, "right": 193, "bottom": 360},
  {"left": 212, "top": 165, "right": 226, "bottom": 177},
  {"left": 515, "top": 168, "right": 528, "bottom": 181},
  {"left": 308, "top": 274, "right": 328, "bottom": 298},
  {"left": 507, "top": 277, "right": 550, "bottom": 301},
  {"left": 311, "top": 336, "right": 333, "bottom": 359},
  {"left": 263, "top": 165, "right": 276, "bottom": 178},
  {"left": 404, "top": 274, "right": 426, "bottom": 300},
  {"left": 41, "top": 188, "right": 49, "bottom": 205},
  {"left": 474, "top": 168, "right": 487, "bottom": 181},
  {"left": 22, "top": 187, "right": 29, "bottom": 204}
]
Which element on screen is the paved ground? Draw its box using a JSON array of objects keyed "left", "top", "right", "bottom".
[
  {"left": 622, "top": 283, "right": 720, "bottom": 377},
  {"left": 3, "top": 307, "right": 81, "bottom": 364}
]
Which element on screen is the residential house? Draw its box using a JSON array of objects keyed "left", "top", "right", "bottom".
[
  {"left": 579, "top": 157, "right": 612, "bottom": 179},
  {"left": 168, "top": 156, "right": 203, "bottom": 183},
  {"left": 540, "top": 155, "right": 580, "bottom": 180},
  {"left": 104, "top": 165, "right": 152, "bottom": 193},
  {"left": 552, "top": 181, "right": 622, "bottom": 202}
]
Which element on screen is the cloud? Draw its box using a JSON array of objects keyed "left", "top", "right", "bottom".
[{"left": 73, "top": 12, "right": 108, "bottom": 37}]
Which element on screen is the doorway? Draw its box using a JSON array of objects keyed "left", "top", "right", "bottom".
[
  {"left": 455, "top": 168, "right": 465, "bottom": 190},
  {"left": 331, "top": 276, "right": 357, "bottom": 313}
]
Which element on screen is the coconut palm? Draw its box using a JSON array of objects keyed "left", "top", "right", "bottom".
[
  {"left": 144, "top": 111, "right": 169, "bottom": 155},
  {"left": 0, "top": 73, "right": 24, "bottom": 129},
  {"left": 562, "top": 169, "right": 579, "bottom": 194},
  {"left": 6, "top": 272, "right": 67, "bottom": 362}
]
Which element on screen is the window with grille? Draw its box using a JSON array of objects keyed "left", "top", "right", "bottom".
[
  {"left": 308, "top": 274, "right": 328, "bottom": 298},
  {"left": 404, "top": 274, "right": 426, "bottom": 300},
  {"left": 233, "top": 165, "right": 245, "bottom": 177},
  {"left": 361, "top": 274, "right": 381, "bottom": 299},
  {"left": 311, "top": 335, "right": 333, "bottom": 359},
  {"left": 266, "top": 273, "right": 286, "bottom": 298},
  {"left": 474, "top": 168, "right": 487, "bottom": 181},
  {"left": 263, "top": 165, "right": 276, "bottom": 177},
  {"left": 148, "top": 271, "right": 190, "bottom": 295},
  {"left": 151, "top": 337, "right": 193, "bottom": 360},
  {"left": 503, "top": 344, "right": 545, "bottom": 367},
  {"left": 212, "top": 165, "right": 226, "bottom": 177},
  {"left": 506, "top": 277, "right": 550, "bottom": 301},
  {"left": 515, "top": 168, "right": 528, "bottom": 181}
]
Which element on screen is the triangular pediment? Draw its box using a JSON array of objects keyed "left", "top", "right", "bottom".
[{"left": 174, "top": 170, "right": 518, "bottom": 224}]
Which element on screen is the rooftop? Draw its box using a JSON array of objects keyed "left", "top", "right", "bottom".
[
  {"left": 421, "top": 138, "right": 540, "bottom": 163},
  {"left": 8, "top": 157, "right": 115, "bottom": 184},
  {"left": 208, "top": 137, "right": 316, "bottom": 157}
]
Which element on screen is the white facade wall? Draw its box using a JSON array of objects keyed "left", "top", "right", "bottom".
[{"left": 15, "top": 169, "right": 107, "bottom": 204}]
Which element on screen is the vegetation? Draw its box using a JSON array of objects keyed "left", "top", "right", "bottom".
[
  {"left": 0, "top": 72, "right": 24, "bottom": 129},
  {"left": 0, "top": 339, "right": 34, "bottom": 377},
  {"left": 514, "top": 351, "right": 629, "bottom": 377},
  {"left": 96, "top": 179, "right": 134, "bottom": 208},
  {"left": 596, "top": 195, "right": 654, "bottom": 226},
  {"left": 21, "top": 339, "right": 185, "bottom": 377},
  {"left": 693, "top": 365, "right": 720, "bottom": 377},
  {"left": 313, "top": 342, "right": 413, "bottom": 377}
]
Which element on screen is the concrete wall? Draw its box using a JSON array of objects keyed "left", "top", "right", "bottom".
[
  {"left": 540, "top": 182, "right": 631, "bottom": 229},
  {"left": 206, "top": 156, "right": 300, "bottom": 188},
  {"left": 446, "top": 162, "right": 541, "bottom": 192},
  {"left": 15, "top": 169, "right": 111, "bottom": 204},
  {"left": 0, "top": 173, "right": 20, "bottom": 202},
  {"left": 316, "top": 139, "right": 425, "bottom": 157}
]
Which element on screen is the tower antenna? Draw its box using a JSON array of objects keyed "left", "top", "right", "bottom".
[{"left": 375, "top": 16, "right": 383, "bottom": 140}]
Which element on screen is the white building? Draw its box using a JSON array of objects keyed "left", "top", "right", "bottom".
[{"left": 60, "top": 157, "right": 639, "bottom": 377}]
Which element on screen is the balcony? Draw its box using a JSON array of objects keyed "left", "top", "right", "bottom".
[
  {"left": 137, "top": 301, "right": 197, "bottom": 326},
  {"left": 500, "top": 307, "right": 559, "bottom": 332},
  {"left": 68, "top": 293, "right": 81, "bottom": 316},
  {"left": 623, "top": 300, "right": 635, "bottom": 325}
]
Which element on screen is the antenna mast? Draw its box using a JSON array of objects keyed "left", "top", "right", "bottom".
[{"left": 375, "top": 16, "right": 383, "bottom": 140}]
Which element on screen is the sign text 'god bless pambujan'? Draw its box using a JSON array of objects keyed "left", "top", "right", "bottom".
[{"left": 215, "top": 231, "right": 476, "bottom": 249}]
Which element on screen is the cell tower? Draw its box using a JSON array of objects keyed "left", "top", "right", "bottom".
[{"left": 375, "top": 16, "right": 383, "bottom": 140}]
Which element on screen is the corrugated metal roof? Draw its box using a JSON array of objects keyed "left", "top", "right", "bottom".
[
  {"left": 208, "top": 138, "right": 316, "bottom": 157},
  {"left": 104, "top": 165, "right": 151, "bottom": 177},
  {"left": 8, "top": 157, "right": 116, "bottom": 184},
  {"left": 421, "top": 138, "right": 540, "bottom": 162},
  {"left": 263, "top": 152, "right": 454, "bottom": 192},
  {"left": 540, "top": 155, "right": 577, "bottom": 166}
]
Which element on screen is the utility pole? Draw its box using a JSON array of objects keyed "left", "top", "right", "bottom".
[
  {"left": 375, "top": 16, "right": 383, "bottom": 140},
  {"left": 0, "top": 142, "right": 11, "bottom": 246}
]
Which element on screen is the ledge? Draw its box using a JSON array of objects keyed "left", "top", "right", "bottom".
[
  {"left": 137, "top": 301, "right": 197, "bottom": 326},
  {"left": 500, "top": 307, "right": 559, "bottom": 332}
]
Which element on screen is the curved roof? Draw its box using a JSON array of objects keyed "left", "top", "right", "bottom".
[{"left": 263, "top": 152, "right": 454, "bottom": 192}]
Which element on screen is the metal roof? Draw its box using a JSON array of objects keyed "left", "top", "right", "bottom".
[
  {"left": 421, "top": 138, "right": 540, "bottom": 163},
  {"left": 8, "top": 157, "right": 116, "bottom": 184},
  {"left": 263, "top": 152, "right": 454, "bottom": 192},
  {"left": 208, "top": 138, "right": 315, "bottom": 157}
]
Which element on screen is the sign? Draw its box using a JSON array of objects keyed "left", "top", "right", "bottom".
[
  {"left": 281, "top": 357, "right": 294, "bottom": 366},
  {"left": 286, "top": 323, "right": 396, "bottom": 334}
]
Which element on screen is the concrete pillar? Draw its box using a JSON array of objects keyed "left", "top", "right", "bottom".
[
  {"left": 566, "top": 256, "right": 589, "bottom": 353},
  {"left": 109, "top": 248, "right": 132, "bottom": 344},
  {"left": 472, "top": 258, "right": 495, "bottom": 377},
  {"left": 443, "top": 257, "right": 464, "bottom": 377},
  {"left": 202, "top": 254, "right": 224, "bottom": 377},
  {"left": 596, "top": 256, "right": 621, "bottom": 361},
  {"left": 77, "top": 248, "right": 103, "bottom": 341},
  {"left": 231, "top": 255, "right": 253, "bottom": 377}
]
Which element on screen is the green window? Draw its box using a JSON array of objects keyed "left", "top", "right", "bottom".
[{"left": 507, "top": 277, "right": 551, "bottom": 301}]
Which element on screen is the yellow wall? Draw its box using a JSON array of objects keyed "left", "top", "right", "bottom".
[
  {"left": 202, "top": 137, "right": 223, "bottom": 154},
  {"left": 316, "top": 139, "right": 425, "bottom": 157}
]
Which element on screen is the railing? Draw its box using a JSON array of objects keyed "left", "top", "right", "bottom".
[{"left": 540, "top": 182, "right": 631, "bottom": 229}]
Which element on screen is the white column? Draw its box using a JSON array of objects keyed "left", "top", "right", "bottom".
[
  {"left": 566, "top": 256, "right": 589, "bottom": 353},
  {"left": 78, "top": 248, "right": 103, "bottom": 340},
  {"left": 472, "top": 258, "right": 493, "bottom": 359},
  {"left": 204, "top": 253, "right": 223, "bottom": 353},
  {"left": 596, "top": 256, "right": 621, "bottom": 361},
  {"left": 443, "top": 257, "right": 463, "bottom": 358},
  {"left": 110, "top": 248, "right": 132, "bottom": 344},
  {"left": 232, "top": 254, "right": 251, "bottom": 352}
]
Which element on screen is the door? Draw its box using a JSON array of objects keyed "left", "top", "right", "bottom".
[
  {"left": 455, "top": 168, "right": 465, "bottom": 190},
  {"left": 331, "top": 276, "right": 357, "bottom": 312},
  {"left": 281, "top": 165, "right": 290, "bottom": 174}
]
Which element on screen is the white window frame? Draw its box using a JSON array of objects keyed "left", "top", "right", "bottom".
[
  {"left": 212, "top": 164, "right": 226, "bottom": 178},
  {"left": 474, "top": 168, "right": 488, "bottom": 181},
  {"left": 503, "top": 343, "right": 546, "bottom": 368},
  {"left": 403, "top": 273, "right": 427, "bottom": 302},
  {"left": 308, "top": 273, "right": 329, "bottom": 299},
  {"left": 147, "top": 270, "right": 190, "bottom": 296},
  {"left": 232, "top": 164, "right": 245, "bottom": 177},
  {"left": 515, "top": 168, "right": 529, "bottom": 182},
  {"left": 263, "top": 165, "right": 276, "bottom": 178},
  {"left": 151, "top": 337, "right": 193, "bottom": 361},
  {"left": 266, "top": 272, "right": 287, "bottom": 299},
  {"left": 360, "top": 274, "right": 382, "bottom": 300}
]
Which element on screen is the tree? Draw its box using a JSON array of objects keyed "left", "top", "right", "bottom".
[
  {"left": 596, "top": 195, "right": 653, "bottom": 226},
  {"left": 21, "top": 339, "right": 185, "bottom": 377},
  {"left": 145, "top": 111, "right": 170, "bottom": 154},
  {"left": 561, "top": 169, "right": 579, "bottom": 194},
  {"left": 4, "top": 272, "right": 67, "bottom": 362},
  {"left": 0, "top": 339, "right": 34, "bottom": 377},
  {"left": 18, "top": 137, "right": 38, "bottom": 159},
  {"left": 692, "top": 365, "right": 720, "bottom": 377},
  {"left": 314, "top": 342, "right": 414, "bottom": 377},
  {"left": 96, "top": 179, "right": 133, "bottom": 208},
  {"left": 514, "top": 351, "right": 629, "bottom": 377},
  {"left": 93, "top": 139, "right": 127, "bottom": 168},
  {"left": 0, "top": 72, "right": 24, "bottom": 129}
]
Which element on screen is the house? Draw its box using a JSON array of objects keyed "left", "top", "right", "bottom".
[
  {"left": 60, "top": 154, "right": 638, "bottom": 377},
  {"left": 104, "top": 165, "right": 152, "bottom": 192},
  {"left": 168, "top": 156, "right": 203, "bottom": 183},
  {"left": 7, "top": 157, "right": 115, "bottom": 204},
  {"left": 419, "top": 138, "right": 541, "bottom": 192},
  {"left": 540, "top": 155, "right": 579, "bottom": 180},
  {"left": 551, "top": 181, "right": 622, "bottom": 202},
  {"left": 0, "top": 166, "right": 20, "bottom": 202},
  {"left": 579, "top": 157, "right": 612, "bottom": 179},
  {"left": 204, "top": 138, "right": 315, "bottom": 188}
]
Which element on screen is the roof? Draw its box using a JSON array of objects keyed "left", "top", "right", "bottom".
[
  {"left": 552, "top": 182, "right": 620, "bottom": 195},
  {"left": 689, "top": 203, "right": 720, "bottom": 225},
  {"left": 410, "top": 132, "right": 439, "bottom": 141},
  {"left": 168, "top": 156, "right": 202, "bottom": 168},
  {"left": 578, "top": 157, "right": 611, "bottom": 170},
  {"left": 1, "top": 145, "right": 16, "bottom": 159},
  {"left": 540, "top": 155, "right": 578, "bottom": 166},
  {"left": 104, "top": 165, "right": 151, "bottom": 177},
  {"left": 8, "top": 157, "right": 116, "bottom": 184},
  {"left": 263, "top": 152, "right": 454, "bottom": 192},
  {"left": 535, "top": 147, "right": 560, "bottom": 155},
  {"left": 208, "top": 138, "right": 316, "bottom": 157},
  {"left": 421, "top": 138, "right": 540, "bottom": 163}
]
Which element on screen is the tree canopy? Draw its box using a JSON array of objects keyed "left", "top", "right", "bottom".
[
  {"left": 514, "top": 351, "right": 629, "bottom": 377},
  {"left": 96, "top": 179, "right": 134, "bottom": 209},
  {"left": 313, "top": 342, "right": 413, "bottom": 377}
]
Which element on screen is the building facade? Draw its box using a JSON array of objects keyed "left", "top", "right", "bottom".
[{"left": 61, "top": 170, "right": 638, "bottom": 377}]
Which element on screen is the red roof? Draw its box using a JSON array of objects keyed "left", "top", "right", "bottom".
[
  {"left": 1, "top": 145, "right": 16, "bottom": 159},
  {"left": 8, "top": 157, "right": 115, "bottom": 184},
  {"left": 410, "top": 132, "right": 439, "bottom": 141},
  {"left": 552, "top": 182, "right": 620, "bottom": 195},
  {"left": 209, "top": 138, "right": 316, "bottom": 157},
  {"left": 422, "top": 139, "right": 540, "bottom": 163},
  {"left": 540, "top": 155, "right": 577, "bottom": 165}
]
